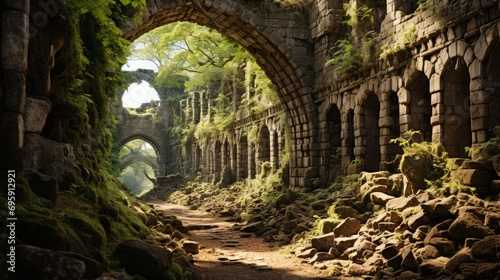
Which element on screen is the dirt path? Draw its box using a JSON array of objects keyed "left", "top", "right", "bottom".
[{"left": 153, "top": 203, "right": 331, "bottom": 280}]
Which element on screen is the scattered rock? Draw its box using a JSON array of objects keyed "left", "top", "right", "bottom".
[
  {"left": 182, "top": 240, "right": 199, "bottom": 254},
  {"left": 470, "top": 235, "right": 500, "bottom": 260},
  {"left": 444, "top": 249, "right": 476, "bottom": 273},
  {"left": 386, "top": 196, "right": 419, "bottom": 211},
  {"left": 448, "top": 212, "right": 495, "bottom": 241},
  {"left": 311, "top": 232, "right": 335, "bottom": 251},
  {"left": 115, "top": 239, "right": 173, "bottom": 277},
  {"left": 370, "top": 192, "right": 394, "bottom": 205},
  {"left": 420, "top": 256, "right": 449, "bottom": 275},
  {"left": 309, "top": 252, "right": 335, "bottom": 264},
  {"left": 335, "top": 235, "right": 358, "bottom": 252},
  {"left": 333, "top": 218, "right": 361, "bottom": 237},
  {"left": 240, "top": 221, "right": 265, "bottom": 232},
  {"left": 456, "top": 169, "right": 496, "bottom": 188},
  {"left": 296, "top": 248, "right": 318, "bottom": 258}
]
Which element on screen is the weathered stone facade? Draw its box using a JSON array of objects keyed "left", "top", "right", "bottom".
[{"left": 3, "top": 0, "right": 500, "bottom": 188}]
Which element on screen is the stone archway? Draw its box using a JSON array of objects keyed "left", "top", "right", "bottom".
[
  {"left": 120, "top": 139, "right": 160, "bottom": 177},
  {"left": 407, "top": 71, "right": 432, "bottom": 142},
  {"left": 124, "top": 0, "right": 318, "bottom": 187},
  {"left": 117, "top": 130, "right": 167, "bottom": 175}
]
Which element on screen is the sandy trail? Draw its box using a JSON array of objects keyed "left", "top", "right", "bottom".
[{"left": 153, "top": 203, "right": 331, "bottom": 280}]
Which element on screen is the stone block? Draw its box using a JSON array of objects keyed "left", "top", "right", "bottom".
[
  {"left": 470, "top": 78, "right": 486, "bottom": 91},
  {"left": 1, "top": 10, "right": 29, "bottom": 71},
  {"left": 23, "top": 96, "right": 51, "bottom": 133},
  {"left": 456, "top": 168, "right": 496, "bottom": 188},
  {"left": 333, "top": 218, "right": 361, "bottom": 237},
  {"left": 182, "top": 240, "right": 199, "bottom": 254},
  {"left": 379, "top": 116, "right": 394, "bottom": 127},
  {"left": 311, "top": 232, "right": 335, "bottom": 251},
  {"left": 430, "top": 115, "right": 444, "bottom": 125},
  {"left": 386, "top": 196, "right": 419, "bottom": 211},
  {"left": 334, "top": 235, "right": 358, "bottom": 252},
  {"left": 470, "top": 90, "right": 490, "bottom": 104},
  {"left": 399, "top": 114, "right": 411, "bottom": 125},
  {"left": 115, "top": 239, "right": 173, "bottom": 277},
  {"left": 17, "top": 245, "right": 85, "bottom": 280},
  {"left": 429, "top": 74, "right": 442, "bottom": 93}
]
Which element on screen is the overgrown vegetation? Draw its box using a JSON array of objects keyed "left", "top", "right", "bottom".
[
  {"left": 129, "top": 22, "right": 281, "bottom": 154},
  {"left": 326, "top": 0, "right": 377, "bottom": 76},
  {"left": 0, "top": 0, "right": 194, "bottom": 275}
]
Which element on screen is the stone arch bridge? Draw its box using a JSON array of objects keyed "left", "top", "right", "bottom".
[{"left": 2, "top": 0, "right": 500, "bottom": 188}]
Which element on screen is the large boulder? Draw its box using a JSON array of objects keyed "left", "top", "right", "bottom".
[
  {"left": 17, "top": 244, "right": 85, "bottom": 280},
  {"left": 311, "top": 232, "right": 335, "bottom": 252},
  {"left": 456, "top": 168, "right": 496, "bottom": 188},
  {"left": 470, "top": 235, "right": 500, "bottom": 260},
  {"left": 448, "top": 213, "right": 495, "bottom": 241},
  {"left": 23, "top": 95, "right": 51, "bottom": 133},
  {"left": 115, "top": 239, "right": 173, "bottom": 277},
  {"left": 386, "top": 196, "right": 419, "bottom": 211},
  {"left": 23, "top": 133, "right": 80, "bottom": 186}
]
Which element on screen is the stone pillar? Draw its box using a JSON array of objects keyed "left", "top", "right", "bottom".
[
  {"left": 249, "top": 142, "right": 256, "bottom": 178},
  {"left": 270, "top": 129, "right": 278, "bottom": 170},
  {"left": 192, "top": 92, "right": 200, "bottom": 124},
  {"left": 200, "top": 90, "right": 208, "bottom": 120},
  {"left": 232, "top": 79, "right": 240, "bottom": 114},
  {"left": 429, "top": 73, "right": 444, "bottom": 143},
  {"left": 0, "top": 0, "right": 30, "bottom": 171},
  {"left": 353, "top": 105, "right": 365, "bottom": 159}
]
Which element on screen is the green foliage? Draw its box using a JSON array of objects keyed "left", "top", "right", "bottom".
[
  {"left": 380, "top": 25, "right": 417, "bottom": 61},
  {"left": 18, "top": 0, "right": 152, "bottom": 268},
  {"left": 326, "top": 38, "right": 363, "bottom": 75},
  {"left": 325, "top": 0, "right": 377, "bottom": 76},
  {"left": 391, "top": 130, "right": 448, "bottom": 186},
  {"left": 465, "top": 126, "right": 500, "bottom": 159},
  {"left": 131, "top": 22, "right": 280, "bottom": 156}
]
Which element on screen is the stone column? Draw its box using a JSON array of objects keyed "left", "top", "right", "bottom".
[
  {"left": 0, "top": 0, "right": 30, "bottom": 171},
  {"left": 429, "top": 73, "right": 444, "bottom": 143},
  {"left": 192, "top": 92, "right": 200, "bottom": 124},
  {"left": 200, "top": 91, "right": 208, "bottom": 121}
]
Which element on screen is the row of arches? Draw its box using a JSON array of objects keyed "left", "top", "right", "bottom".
[
  {"left": 188, "top": 118, "right": 287, "bottom": 185},
  {"left": 319, "top": 30, "right": 500, "bottom": 185}
]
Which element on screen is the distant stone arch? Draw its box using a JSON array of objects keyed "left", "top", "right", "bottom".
[{"left": 116, "top": 124, "right": 168, "bottom": 175}]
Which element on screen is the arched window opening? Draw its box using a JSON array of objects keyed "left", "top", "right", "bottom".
[
  {"left": 443, "top": 57, "right": 471, "bottom": 158},
  {"left": 363, "top": 93, "right": 381, "bottom": 171}
]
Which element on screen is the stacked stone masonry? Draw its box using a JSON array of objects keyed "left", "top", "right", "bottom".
[{"left": 3, "top": 0, "right": 500, "bottom": 188}]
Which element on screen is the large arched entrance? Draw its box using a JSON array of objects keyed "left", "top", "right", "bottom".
[{"left": 123, "top": 0, "right": 317, "bottom": 187}]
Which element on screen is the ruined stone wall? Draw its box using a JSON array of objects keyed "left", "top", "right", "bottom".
[
  {"left": 315, "top": 0, "right": 500, "bottom": 185},
  {"left": 0, "top": 0, "right": 30, "bottom": 171}
]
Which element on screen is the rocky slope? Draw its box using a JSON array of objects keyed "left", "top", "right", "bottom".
[{"left": 144, "top": 157, "right": 500, "bottom": 279}]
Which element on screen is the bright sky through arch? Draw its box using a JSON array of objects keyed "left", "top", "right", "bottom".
[{"left": 121, "top": 60, "right": 160, "bottom": 108}]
